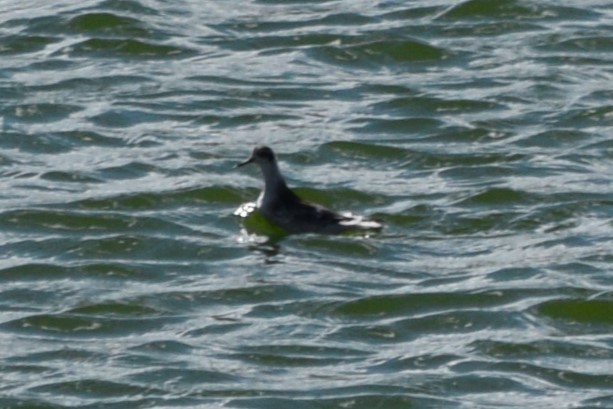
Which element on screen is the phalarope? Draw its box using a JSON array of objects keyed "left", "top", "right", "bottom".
[{"left": 236, "top": 145, "right": 382, "bottom": 234}]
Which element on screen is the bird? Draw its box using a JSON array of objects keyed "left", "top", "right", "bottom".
[{"left": 235, "top": 145, "right": 382, "bottom": 234}]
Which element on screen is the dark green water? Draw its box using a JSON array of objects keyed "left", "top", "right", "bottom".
[{"left": 1, "top": 0, "right": 612, "bottom": 408}]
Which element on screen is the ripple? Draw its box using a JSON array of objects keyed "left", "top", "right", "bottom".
[
  {"left": 28, "top": 379, "right": 160, "bottom": 399},
  {"left": 439, "top": 0, "right": 547, "bottom": 20},
  {"left": 329, "top": 290, "right": 512, "bottom": 319},
  {"left": 308, "top": 37, "right": 453, "bottom": 69},
  {"left": 534, "top": 298, "right": 613, "bottom": 330},
  {"left": 516, "top": 129, "right": 593, "bottom": 148},
  {"left": 226, "top": 394, "right": 453, "bottom": 409},
  {"left": 229, "top": 344, "right": 367, "bottom": 367},
  {"left": 323, "top": 141, "right": 413, "bottom": 162},
  {"left": 128, "top": 366, "right": 240, "bottom": 386},
  {"left": 459, "top": 187, "right": 530, "bottom": 206},
  {"left": 62, "top": 38, "right": 196, "bottom": 59},
  {"left": 350, "top": 117, "right": 443, "bottom": 135},
  {"left": 128, "top": 339, "right": 195, "bottom": 354},
  {"left": 483, "top": 361, "right": 613, "bottom": 390},
  {"left": 134, "top": 284, "right": 312, "bottom": 313},
  {"left": 556, "top": 106, "right": 613, "bottom": 127},
  {"left": 2, "top": 103, "right": 81, "bottom": 123},
  {"left": 543, "top": 36, "right": 613, "bottom": 53},
  {"left": 66, "top": 12, "right": 150, "bottom": 37},
  {"left": 371, "top": 95, "right": 505, "bottom": 116},
  {"left": 472, "top": 339, "right": 613, "bottom": 360},
  {"left": 8, "top": 347, "right": 108, "bottom": 364},
  {"left": 40, "top": 170, "right": 102, "bottom": 183},
  {"left": 28, "top": 74, "right": 155, "bottom": 93},
  {"left": 0, "top": 34, "right": 58, "bottom": 55},
  {"left": 68, "top": 301, "right": 164, "bottom": 317},
  {"left": 1, "top": 312, "right": 172, "bottom": 337},
  {"left": 0, "top": 208, "right": 189, "bottom": 234},
  {"left": 69, "top": 186, "right": 245, "bottom": 210},
  {"left": 89, "top": 108, "right": 186, "bottom": 128}
]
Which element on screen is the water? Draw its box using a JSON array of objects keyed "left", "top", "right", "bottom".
[{"left": 1, "top": 0, "right": 612, "bottom": 407}]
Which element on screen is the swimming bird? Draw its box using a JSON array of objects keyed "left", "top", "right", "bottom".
[{"left": 236, "top": 145, "right": 382, "bottom": 234}]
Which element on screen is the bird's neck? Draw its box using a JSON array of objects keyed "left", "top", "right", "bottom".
[{"left": 260, "top": 162, "right": 292, "bottom": 202}]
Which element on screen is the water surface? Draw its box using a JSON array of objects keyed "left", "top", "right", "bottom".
[{"left": 1, "top": 0, "right": 612, "bottom": 408}]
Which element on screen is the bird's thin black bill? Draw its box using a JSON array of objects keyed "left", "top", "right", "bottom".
[{"left": 234, "top": 157, "right": 253, "bottom": 168}]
